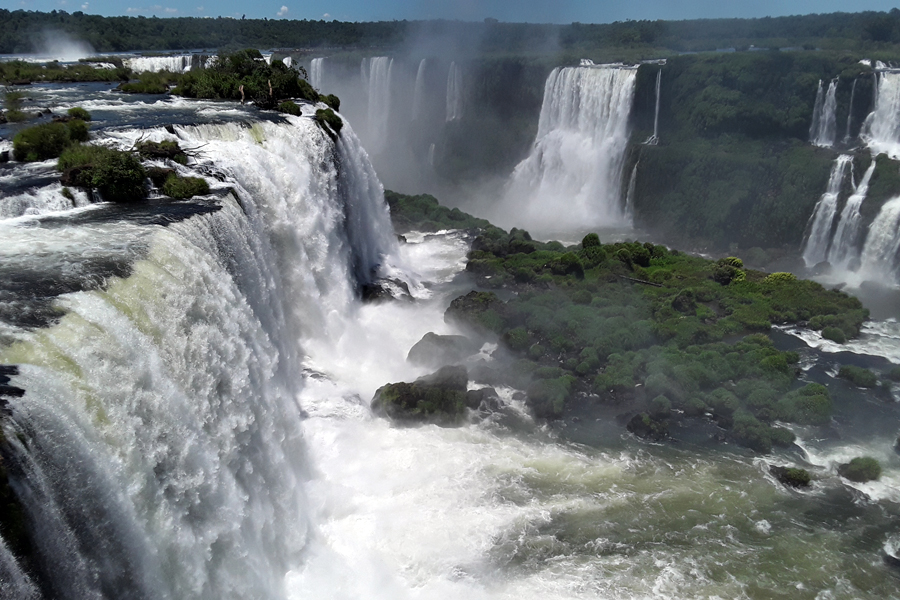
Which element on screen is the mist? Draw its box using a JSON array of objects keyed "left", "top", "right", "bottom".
[{"left": 35, "top": 30, "right": 95, "bottom": 62}]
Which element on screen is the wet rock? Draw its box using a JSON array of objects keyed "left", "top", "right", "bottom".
[
  {"left": 371, "top": 366, "right": 469, "bottom": 426},
  {"left": 361, "top": 278, "right": 412, "bottom": 303},
  {"left": 0, "top": 150, "right": 8, "bottom": 163},
  {"left": 626, "top": 412, "right": 668, "bottom": 441},
  {"left": 837, "top": 457, "right": 881, "bottom": 482},
  {"left": 407, "top": 332, "right": 481, "bottom": 368},
  {"left": 465, "top": 387, "right": 501, "bottom": 410},
  {"left": 770, "top": 465, "right": 811, "bottom": 488}
]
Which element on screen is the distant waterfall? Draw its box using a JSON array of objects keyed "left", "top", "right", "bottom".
[
  {"left": 309, "top": 58, "right": 324, "bottom": 89},
  {"left": 412, "top": 59, "right": 427, "bottom": 121},
  {"left": 859, "top": 196, "right": 900, "bottom": 282},
  {"left": 828, "top": 160, "right": 877, "bottom": 267},
  {"left": 802, "top": 155, "right": 851, "bottom": 266},
  {"left": 624, "top": 162, "right": 639, "bottom": 221},
  {"left": 844, "top": 78, "right": 858, "bottom": 143},
  {"left": 124, "top": 54, "right": 193, "bottom": 73},
  {"left": 861, "top": 71, "right": 900, "bottom": 158},
  {"left": 501, "top": 64, "right": 638, "bottom": 232},
  {"left": 446, "top": 62, "right": 463, "bottom": 122},
  {"left": 282, "top": 56, "right": 293, "bottom": 69},
  {"left": 809, "top": 79, "right": 838, "bottom": 148},
  {"left": 644, "top": 70, "right": 661, "bottom": 145},
  {"left": 362, "top": 57, "right": 393, "bottom": 152}
]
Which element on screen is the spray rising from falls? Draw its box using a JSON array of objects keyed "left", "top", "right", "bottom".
[
  {"left": 309, "top": 58, "right": 324, "bottom": 90},
  {"left": 446, "top": 62, "right": 463, "bottom": 122},
  {"left": 499, "top": 64, "right": 637, "bottom": 233},
  {"left": 802, "top": 154, "right": 851, "bottom": 266},
  {"left": 810, "top": 79, "right": 838, "bottom": 148},
  {"left": 0, "top": 112, "right": 403, "bottom": 599},
  {"left": 362, "top": 57, "right": 393, "bottom": 153}
]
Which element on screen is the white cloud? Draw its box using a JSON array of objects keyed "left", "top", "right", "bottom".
[
  {"left": 164, "top": 7, "right": 177, "bottom": 12},
  {"left": 126, "top": 7, "right": 140, "bottom": 13},
  {"left": 323, "top": 13, "right": 330, "bottom": 18},
  {"left": 81, "top": 1, "right": 88, "bottom": 8},
  {"left": 196, "top": 5, "right": 204, "bottom": 11},
  {"left": 277, "top": 5, "right": 288, "bottom": 17}
]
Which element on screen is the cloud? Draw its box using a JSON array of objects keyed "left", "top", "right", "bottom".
[
  {"left": 81, "top": 1, "right": 88, "bottom": 8},
  {"left": 196, "top": 5, "right": 204, "bottom": 11},
  {"left": 164, "top": 7, "right": 177, "bottom": 12},
  {"left": 323, "top": 13, "right": 330, "bottom": 18},
  {"left": 277, "top": 5, "right": 288, "bottom": 17},
  {"left": 126, "top": 7, "right": 140, "bottom": 12}
]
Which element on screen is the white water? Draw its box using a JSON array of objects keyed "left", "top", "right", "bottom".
[
  {"left": 0, "top": 180, "right": 92, "bottom": 220},
  {"left": 446, "top": 62, "right": 463, "bottom": 122},
  {"left": 802, "top": 155, "right": 851, "bottom": 266},
  {"left": 862, "top": 71, "right": 900, "bottom": 159},
  {"left": 624, "top": 162, "right": 638, "bottom": 221},
  {"left": 497, "top": 64, "right": 638, "bottom": 234},
  {"left": 644, "top": 70, "right": 661, "bottom": 145},
  {"left": 828, "top": 160, "right": 877, "bottom": 268},
  {"left": 844, "top": 78, "right": 858, "bottom": 143},
  {"left": 362, "top": 57, "right": 393, "bottom": 153},
  {"left": 310, "top": 58, "right": 325, "bottom": 90},
  {"left": 859, "top": 195, "right": 900, "bottom": 283},
  {"left": 412, "top": 59, "right": 427, "bottom": 121},
  {"left": 124, "top": 55, "right": 193, "bottom": 73},
  {"left": 810, "top": 79, "right": 838, "bottom": 148}
]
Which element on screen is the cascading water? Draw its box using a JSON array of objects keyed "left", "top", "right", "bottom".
[
  {"left": 362, "top": 57, "right": 393, "bottom": 153},
  {"left": 644, "top": 70, "right": 661, "bottom": 145},
  {"left": 862, "top": 70, "right": 900, "bottom": 158},
  {"left": 309, "top": 58, "right": 324, "bottom": 90},
  {"left": 809, "top": 79, "right": 838, "bottom": 148},
  {"left": 124, "top": 55, "right": 193, "bottom": 73},
  {"left": 624, "top": 162, "right": 638, "bottom": 221},
  {"left": 801, "top": 154, "right": 851, "bottom": 266},
  {"left": 497, "top": 64, "right": 637, "bottom": 233},
  {"left": 844, "top": 77, "right": 858, "bottom": 143},
  {"left": 446, "top": 62, "right": 463, "bottom": 122},
  {"left": 412, "top": 59, "right": 427, "bottom": 121},
  {"left": 828, "top": 160, "right": 877, "bottom": 268},
  {"left": 859, "top": 195, "right": 900, "bottom": 283}
]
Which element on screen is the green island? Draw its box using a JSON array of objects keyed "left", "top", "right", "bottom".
[{"left": 377, "top": 192, "right": 869, "bottom": 454}]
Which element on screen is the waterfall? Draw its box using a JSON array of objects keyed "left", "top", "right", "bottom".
[
  {"left": 282, "top": 56, "right": 293, "bottom": 69},
  {"left": 309, "top": 58, "right": 324, "bottom": 90},
  {"left": 0, "top": 113, "right": 403, "bottom": 598},
  {"left": 844, "top": 78, "right": 858, "bottom": 143},
  {"left": 859, "top": 196, "right": 900, "bottom": 282},
  {"left": 624, "top": 162, "right": 639, "bottom": 221},
  {"left": 446, "top": 62, "right": 463, "bottom": 122},
  {"left": 362, "top": 57, "right": 393, "bottom": 152},
  {"left": 828, "top": 160, "right": 877, "bottom": 268},
  {"left": 412, "top": 59, "right": 427, "bottom": 121},
  {"left": 801, "top": 154, "right": 851, "bottom": 266},
  {"left": 124, "top": 54, "right": 193, "bottom": 73},
  {"left": 809, "top": 79, "right": 838, "bottom": 147},
  {"left": 861, "top": 71, "right": 900, "bottom": 158},
  {"left": 499, "top": 64, "right": 638, "bottom": 232},
  {"left": 644, "top": 70, "right": 661, "bottom": 145}
]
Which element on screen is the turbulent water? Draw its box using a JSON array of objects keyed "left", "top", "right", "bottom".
[
  {"left": 828, "top": 160, "right": 877, "bottom": 268},
  {"left": 810, "top": 79, "right": 838, "bottom": 148},
  {"left": 3, "top": 81, "right": 900, "bottom": 600},
  {"left": 497, "top": 64, "right": 638, "bottom": 234},
  {"left": 863, "top": 71, "right": 900, "bottom": 158},
  {"left": 124, "top": 54, "right": 194, "bottom": 74}
]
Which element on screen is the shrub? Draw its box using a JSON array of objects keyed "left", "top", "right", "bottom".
[
  {"left": 764, "top": 272, "right": 797, "bottom": 284},
  {"left": 837, "top": 457, "right": 881, "bottom": 482},
  {"left": 322, "top": 94, "right": 341, "bottom": 111},
  {"left": 837, "top": 364, "right": 878, "bottom": 388},
  {"left": 66, "top": 106, "right": 91, "bottom": 121},
  {"left": 719, "top": 256, "right": 744, "bottom": 269},
  {"left": 315, "top": 107, "right": 343, "bottom": 134},
  {"left": 136, "top": 140, "right": 187, "bottom": 164},
  {"left": 582, "top": 233, "right": 601, "bottom": 248},
  {"left": 66, "top": 119, "right": 89, "bottom": 142},
  {"left": 162, "top": 175, "right": 210, "bottom": 199},
  {"left": 13, "top": 122, "right": 73, "bottom": 161},
  {"left": 278, "top": 100, "right": 302, "bottom": 116},
  {"left": 822, "top": 327, "right": 846, "bottom": 344},
  {"left": 777, "top": 383, "right": 832, "bottom": 425},
  {"left": 58, "top": 145, "right": 147, "bottom": 203}
]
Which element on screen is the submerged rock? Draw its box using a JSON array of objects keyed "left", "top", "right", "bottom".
[
  {"left": 371, "top": 366, "right": 469, "bottom": 425},
  {"left": 770, "top": 465, "right": 811, "bottom": 488},
  {"left": 626, "top": 413, "right": 668, "bottom": 441},
  {"left": 465, "top": 386, "right": 501, "bottom": 411},
  {"left": 407, "top": 332, "right": 481, "bottom": 368}
]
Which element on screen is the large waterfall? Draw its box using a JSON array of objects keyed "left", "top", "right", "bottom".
[
  {"left": 498, "top": 64, "right": 638, "bottom": 233},
  {"left": 412, "top": 59, "right": 427, "bottom": 121},
  {"left": 809, "top": 79, "right": 838, "bottom": 148},
  {"left": 861, "top": 70, "right": 900, "bottom": 158},
  {"left": 446, "top": 62, "right": 463, "bottom": 122},
  {"left": 309, "top": 58, "right": 324, "bottom": 90},
  {"left": 859, "top": 196, "right": 900, "bottom": 282},
  {"left": 828, "top": 160, "right": 876, "bottom": 268},
  {"left": 361, "top": 57, "right": 393, "bottom": 152},
  {"left": 801, "top": 155, "right": 851, "bottom": 266},
  {"left": 844, "top": 77, "right": 858, "bottom": 143},
  {"left": 0, "top": 106, "right": 402, "bottom": 599}
]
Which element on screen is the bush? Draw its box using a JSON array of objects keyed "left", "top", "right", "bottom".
[
  {"left": 66, "top": 119, "right": 89, "bottom": 142},
  {"left": 777, "top": 383, "right": 832, "bottom": 425},
  {"left": 13, "top": 122, "right": 73, "bottom": 161},
  {"left": 837, "top": 365, "right": 878, "bottom": 388},
  {"left": 58, "top": 145, "right": 147, "bottom": 203},
  {"left": 837, "top": 457, "right": 881, "bottom": 482},
  {"left": 315, "top": 107, "right": 343, "bottom": 134},
  {"left": 582, "top": 233, "right": 601, "bottom": 248},
  {"left": 321, "top": 94, "right": 341, "bottom": 111},
  {"left": 162, "top": 175, "right": 210, "bottom": 199},
  {"left": 821, "top": 326, "right": 846, "bottom": 344},
  {"left": 136, "top": 140, "right": 187, "bottom": 164},
  {"left": 278, "top": 100, "right": 302, "bottom": 116},
  {"left": 66, "top": 106, "right": 91, "bottom": 121},
  {"left": 764, "top": 272, "right": 797, "bottom": 284}
]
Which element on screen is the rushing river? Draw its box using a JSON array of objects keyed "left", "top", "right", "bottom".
[{"left": 1, "top": 82, "right": 900, "bottom": 599}]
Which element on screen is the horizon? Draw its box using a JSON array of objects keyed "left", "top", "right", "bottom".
[{"left": 6, "top": 1, "right": 900, "bottom": 25}]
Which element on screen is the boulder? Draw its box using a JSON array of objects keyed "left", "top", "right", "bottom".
[
  {"left": 770, "top": 465, "right": 811, "bottom": 488},
  {"left": 371, "top": 366, "right": 469, "bottom": 426},
  {"left": 837, "top": 456, "right": 881, "bottom": 482},
  {"left": 407, "top": 332, "right": 480, "bottom": 368},
  {"left": 626, "top": 413, "right": 668, "bottom": 441},
  {"left": 465, "top": 387, "right": 501, "bottom": 411},
  {"left": 361, "top": 278, "right": 412, "bottom": 303}
]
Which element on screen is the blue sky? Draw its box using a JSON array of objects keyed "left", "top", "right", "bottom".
[{"left": 6, "top": 0, "right": 900, "bottom": 23}]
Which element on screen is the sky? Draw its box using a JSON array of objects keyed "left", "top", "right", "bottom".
[{"left": 4, "top": 0, "right": 900, "bottom": 24}]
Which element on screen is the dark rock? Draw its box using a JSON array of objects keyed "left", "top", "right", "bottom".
[
  {"left": 770, "top": 465, "right": 811, "bottom": 488},
  {"left": 466, "top": 387, "right": 501, "bottom": 410},
  {"left": 626, "top": 413, "right": 668, "bottom": 441},
  {"left": 0, "top": 114, "right": 6, "bottom": 125},
  {"left": 0, "top": 151, "right": 8, "bottom": 163},
  {"left": 445, "top": 290, "right": 506, "bottom": 333},
  {"left": 164, "top": 125, "right": 176, "bottom": 135},
  {"left": 147, "top": 167, "right": 176, "bottom": 187},
  {"left": 407, "top": 332, "right": 481, "bottom": 368},
  {"left": 371, "top": 366, "right": 470, "bottom": 426},
  {"left": 361, "top": 278, "right": 412, "bottom": 303},
  {"left": 0, "top": 385, "right": 24, "bottom": 399}
]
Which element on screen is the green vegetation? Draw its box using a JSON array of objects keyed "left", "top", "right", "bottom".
[
  {"left": 314, "top": 108, "right": 343, "bottom": 136},
  {"left": 66, "top": 106, "right": 91, "bottom": 121},
  {"left": 3, "top": 90, "right": 27, "bottom": 122},
  {"left": 58, "top": 144, "right": 146, "bottom": 203},
  {"left": 12, "top": 118, "right": 90, "bottom": 161},
  {"left": 837, "top": 456, "right": 882, "bottom": 482},
  {"left": 277, "top": 100, "right": 302, "bottom": 116},
  {"left": 0, "top": 59, "right": 129, "bottom": 85},
  {"left": 161, "top": 174, "right": 209, "bottom": 199},
  {"left": 117, "top": 70, "right": 180, "bottom": 94},
  {"left": 371, "top": 366, "right": 470, "bottom": 426},
  {"left": 770, "top": 465, "right": 812, "bottom": 488},
  {"left": 385, "top": 190, "right": 491, "bottom": 233},
  {"left": 445, "top": 224, "right": 865, "bottom": 450},
  {"left": 837, "top": 364, "right": 879, "bottom": 388},
  {"left": 136, "top": 140, "right": 187, "bottom": 165}
]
